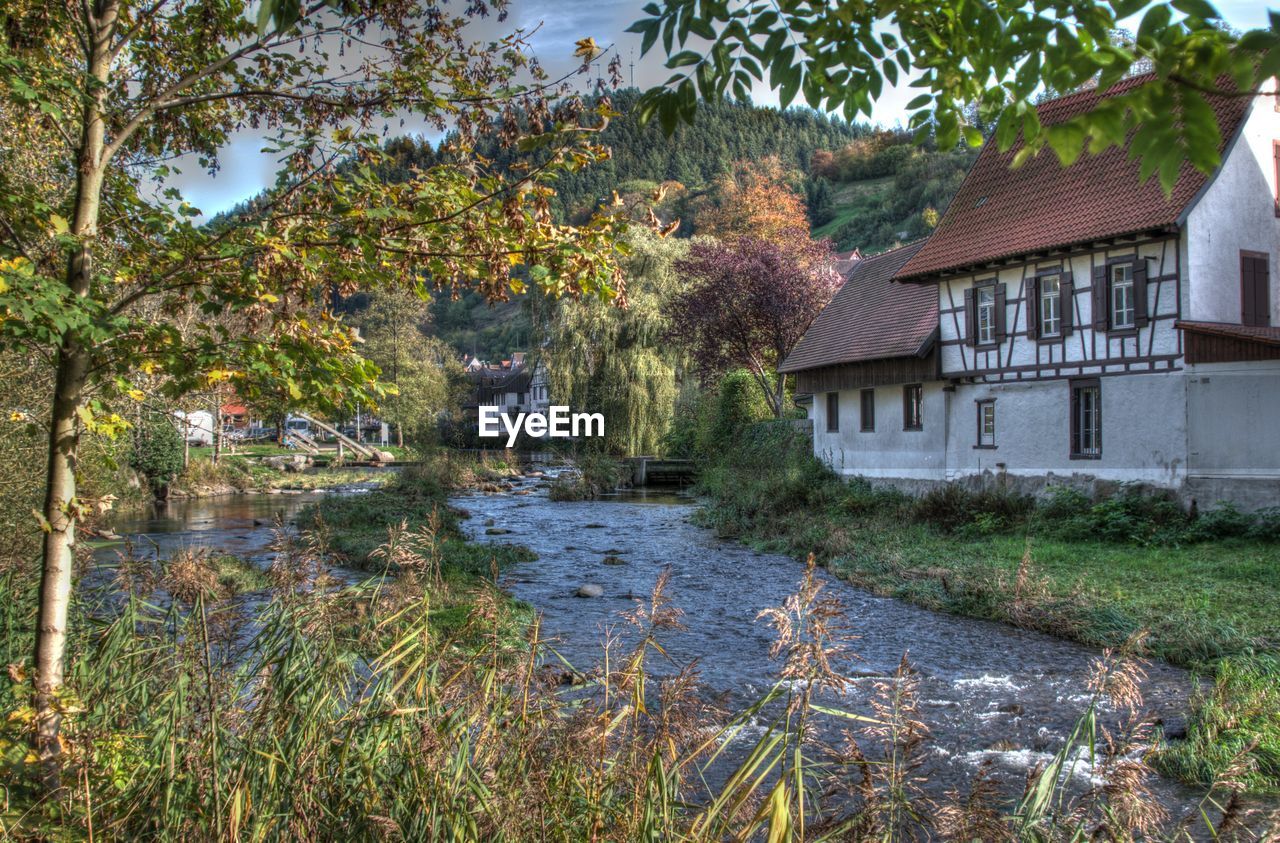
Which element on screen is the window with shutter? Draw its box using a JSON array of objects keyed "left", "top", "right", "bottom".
[
  {"left": 1038, "top": 274, "right": 1062, "bottom": 338},
  {"left": 826, "top": 392, "right": 839, "bottom": 433},
  {"left": 1110, "top": 263, "right": 1136, "bottom": 329},
  {"left": 1242, "top": 252, "right": 1272, "bottom": 327},
  {"left": 973, "top": 283, "right": 998, "bottom": 345}
]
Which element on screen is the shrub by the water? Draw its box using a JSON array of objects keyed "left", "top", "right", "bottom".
[{"left": 129, "top": 412, "right": 185, "bottom": 494}]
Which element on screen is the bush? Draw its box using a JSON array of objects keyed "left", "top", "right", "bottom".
[
  {"left": 129, "top": 412, "right": 185, "bottom": 493},
  {"left": 911, "top": 485, "right": 1033, "bottom": 534},
  {"left": 1248, "top": 507, "right": 1280, "bottom": 541}
]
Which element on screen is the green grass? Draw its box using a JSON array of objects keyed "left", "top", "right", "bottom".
[
  {"left": 298, "top": 459, "right": 534, "bottom": 575},
  {"left": 210, "top": 554, "right": 271, "bottom": 594},
  {"left": 811, "top": 177, "right": 893, "bottom": 240}
]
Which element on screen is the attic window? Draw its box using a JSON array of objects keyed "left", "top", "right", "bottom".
[{"left": 974, "top": 196, "right": 988, "bottom": 208}]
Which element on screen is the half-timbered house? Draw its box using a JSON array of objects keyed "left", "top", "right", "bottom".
[{"left": 786, "top": 75, "right": 1280, "bottom": 507}]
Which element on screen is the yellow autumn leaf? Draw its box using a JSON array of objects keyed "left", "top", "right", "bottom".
[
  {"left": 127, "top": 389, "right": 145, "bottom": 401},
  {"left": 258, "top": 293, "right": 280, "bottom": 304},
  {"left": 573, "top": 37, "right": 600, "bottom": 60}
]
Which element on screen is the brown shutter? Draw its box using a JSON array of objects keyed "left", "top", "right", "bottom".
[
  {"left": 1060, "top": 272, "right": 1075, "bottom": 335},
  {"left": 1026, "top": 277, "right": 1040, "bottom": 339},
  {"left": 1242, "top": 255, "right": 1257, "bottom": 326},
  {"left": 1092, "top": 265, "right": 1108, "bottom": 331},
  {"left": 1243, "top": 255, "right": 1273, "bottom": 327},
  {"left": 1133, "top": 259, "right": 1149, "bottom": 328},
  {"left": 1259, "top": 258, "right": 1272, "bottom": 326},
  {"left": 993, "top": 284, "right": 1007, "bottom": 343},
  {"left": 963, "top": 287, "right": 976, "bottom": 347}
]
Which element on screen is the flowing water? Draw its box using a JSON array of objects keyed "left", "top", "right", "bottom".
[
  {"left": 457, "top": 474, "right": 1202, "bottom": 805},
  {"left": 100, "top": 468, "right": 1205, "bottom": 806}
]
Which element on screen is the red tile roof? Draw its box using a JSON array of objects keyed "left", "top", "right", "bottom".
[
  {"left": 1176, "top": 320, "right": 1280, "bottom": 347},
  {"left": 779, "top": 241, "right": 934, "bottom": 373},
  {"left": 895, "top": 75, "right": 1254, "bottom": 281}
]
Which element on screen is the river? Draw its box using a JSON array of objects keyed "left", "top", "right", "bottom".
[{"left": 101, "top": 468, "right": 1204, "bottom": 809}]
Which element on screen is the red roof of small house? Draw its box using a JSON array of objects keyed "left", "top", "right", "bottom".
[
  {"left": 779, "top": 241, "right": 934, "bottom": 373},
  {"left": 895, "top": 74, "right": 1254, "bottom": 281},
  {"left": 221, "top": 404, "right": 248, "bottom": 416}
]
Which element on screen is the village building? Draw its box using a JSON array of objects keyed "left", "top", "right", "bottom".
[
  {"left": 461, "top": 351, "right": 550, "bottom": 422},
  {"left": 783, "top": 75, "right": 1280, "bottom": 509}
]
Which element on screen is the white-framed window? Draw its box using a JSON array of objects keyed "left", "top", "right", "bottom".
[
  {"left": 976, "top": 400, "right": 996, "bottom": 448},
  {"left": 977, "top": 286, "right": 996, "bottom": 344},
  {"left": 1039, "top": 274, "right": 1062, "bottom": 337},
  {"left": 1110, "top": 263, "right": 1135, "bottom": 329}
]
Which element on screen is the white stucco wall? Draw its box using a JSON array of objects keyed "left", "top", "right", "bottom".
[
  {"left": 1186, "top": 360, "right": 1280, "bottom": 475},
  {"left": 808, "top": 382, "right": 947, "bottom": 479},
  {"left": 944, "top": 374, "right": 1189, "bottom": 488},
  {"left": 1184, "top": 83, "right": 1280, "bottom": 324}
]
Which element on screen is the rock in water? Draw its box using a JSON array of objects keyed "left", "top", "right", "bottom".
[{"left": 575, "top": 583, "right": 604, "bottom": 598}]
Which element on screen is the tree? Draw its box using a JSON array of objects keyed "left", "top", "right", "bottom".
[
  {"left": 541, "top": 229, "right": 689, "bottom": 455},
  {"left": 629, "top": 0, "right": 1280, "bottom": 192},
  {"left": 696, "top": 157, "right": 810, "bottom": 242},
  {"left": 0, "top": 0, "right": 627, "bottom": 773},
  {"left": 359, "top": 290, "right": 462, "bottom": 446},
  {"left": 129, "top": 411, "right": 184, "bottom": 496},
  {"left": 666, "top": 235, "right": 840, "bottom": 418}
]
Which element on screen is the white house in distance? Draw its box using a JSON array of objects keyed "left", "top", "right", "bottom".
[{"left": 782, "top": 74, "right": 1280, "bottom": 509}]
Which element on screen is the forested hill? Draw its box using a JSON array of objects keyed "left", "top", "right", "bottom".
[
  {"left": 537, "top": 89, "right": 865, "bottom": 218},
  {"left": 379, "top": 90, "right": 868, "bottom": 221}
]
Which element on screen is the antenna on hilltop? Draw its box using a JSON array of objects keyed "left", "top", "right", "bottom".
[{"left": 629, "top": 50, "right": 635, "bottom": 88}]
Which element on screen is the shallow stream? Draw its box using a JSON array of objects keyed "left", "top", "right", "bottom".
[{"left": 101, "top": 467, "right": 1204, "bottom": 807}]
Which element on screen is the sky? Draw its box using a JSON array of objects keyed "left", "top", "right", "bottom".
[{"left": 169, "top": 0, "right": 1274, "bottom": 219}]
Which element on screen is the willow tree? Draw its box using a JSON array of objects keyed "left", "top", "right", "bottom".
[
  {"left": 542, "top": 229, "right": 688, "bottom": 456},
  {"left": 0, "top": 0, "right": 626, "bottom": 772}
]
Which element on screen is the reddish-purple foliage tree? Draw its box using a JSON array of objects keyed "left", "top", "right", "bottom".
[{"left": 668, "top": 233, "right": 841, "bottom": 417}]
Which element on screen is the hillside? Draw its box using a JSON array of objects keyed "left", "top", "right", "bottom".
[{"left": 807, "top": 131, "right": 978, "bottom": 254}]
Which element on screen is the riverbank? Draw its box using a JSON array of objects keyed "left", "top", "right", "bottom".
[
  {"left": 166, "top": 454, "right": 395, "bottom": 499},
  {"left": 696, "top": 423, "right": 1280, "bottom": 792}
]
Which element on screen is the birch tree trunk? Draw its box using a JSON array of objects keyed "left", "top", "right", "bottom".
[{"left": 33, "top": 0, "right": 116, "bottom": 781}]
